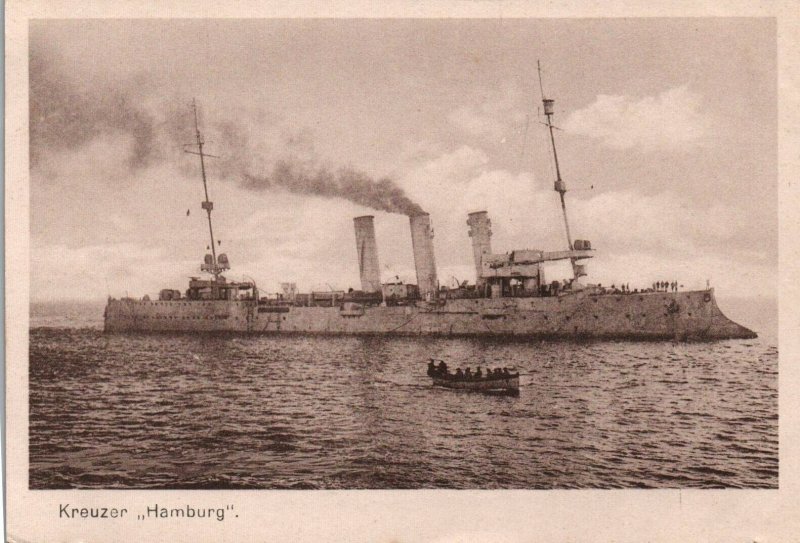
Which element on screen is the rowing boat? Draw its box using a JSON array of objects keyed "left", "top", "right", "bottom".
[
  {"left": 430, "top": 372, "right": 520, "bottom": 395},
  {"left": 427, "top": 360, "right": 520, "bottom": 395}
]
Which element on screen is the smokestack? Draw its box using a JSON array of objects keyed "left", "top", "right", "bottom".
[
  {"left": 467, "top": 211, "right": 492, "bottom": 287},
  {"left": 353, "top": 215, "right": 381, "bottom": 293},
  {"left": 409, "top": 213, "right": 438, "bottom": 299}
]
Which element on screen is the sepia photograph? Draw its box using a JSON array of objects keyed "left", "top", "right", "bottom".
[
  {"left": 28, "top": 17, "right": 777, "bottom": 490},
  {"left": 6, "top": 4, "right": 797, "bottom": 542}
]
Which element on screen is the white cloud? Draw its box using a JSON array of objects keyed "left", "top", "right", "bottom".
[
  {"left": 394, "top": 145, "right": 773, "bottom": 297},
  {"left": 448, "top": 82, "right": 527, "bottom": 142},
  {"left": 28, "top": 22, "right": 775, "bottom": 309},
  {"left": 588, "top": 250, "right": 776, "bottom": 297},
  {"left": 570, "top": 190, "right": 763, "bottom": 257},
  {"left": 449, "top": 106, "right": 507, "bottom": 140},
  {"left": 419, "top": 145, "right": 490, "bottom": 183},
  {"left": 401, "top": 145, "right": 494, "bottom": 216},
  {"left": 33, "top": 146, "right": 773, "bottom": 301},
  {"left": 31, "top": 127, "right": 769, "bottom": 302},
  {"left": 31, "top": 242, "right": 197, "bottom": 301},
  {"left": 563, "top": 86, "right": 709, "bottom": 151}
]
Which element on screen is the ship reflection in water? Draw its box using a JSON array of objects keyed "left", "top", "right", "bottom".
[{"left": 30, "top": 310, "right": 777, "bottom": 489}]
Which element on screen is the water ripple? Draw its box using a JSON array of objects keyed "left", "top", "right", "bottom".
[{"left": 29, "top": 327, "right": 778, "bottom": 489}]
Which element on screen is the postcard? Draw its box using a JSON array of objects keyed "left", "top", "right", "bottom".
[{"left": 5, "top": 1, "right": 799, "bottom": 541}]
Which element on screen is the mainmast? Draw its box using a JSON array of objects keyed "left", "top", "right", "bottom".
[
  {"left": 537, "top": 60, "right": 577, "bottom": 277},
  {"left": 186, "top": 99, "right": 222, "bottom": 279}
]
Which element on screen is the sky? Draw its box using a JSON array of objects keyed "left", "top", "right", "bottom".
[{"left": 29, "top": 18, "right": 777, "bottom": 301}]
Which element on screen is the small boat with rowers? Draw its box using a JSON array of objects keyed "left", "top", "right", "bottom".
[{"left": 426, "top": 359, "right": 520, "bottom": 395}]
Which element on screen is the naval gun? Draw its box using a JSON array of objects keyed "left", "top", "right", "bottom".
[{"left": 479, "top": 243, "right": 593, "bottom": 298}]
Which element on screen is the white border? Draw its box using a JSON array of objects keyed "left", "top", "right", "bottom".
[{"left": 6, "top": 2, "right": 799, "bottom": 542}]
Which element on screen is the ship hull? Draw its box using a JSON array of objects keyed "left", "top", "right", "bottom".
[{"left": 104, "top": 289, "right": 756, "bottom": 341}]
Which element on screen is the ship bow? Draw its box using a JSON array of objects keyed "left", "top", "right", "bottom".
[{"left": 704, "top": 289, "right": 757, "bottom": 340}]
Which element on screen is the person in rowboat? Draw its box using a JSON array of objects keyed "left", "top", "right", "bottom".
[{"left": 427, "top": 360, "right": 437, "bottom": 377}]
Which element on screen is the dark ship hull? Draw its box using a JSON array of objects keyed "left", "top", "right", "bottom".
[{"left": 104, "top": 288, "right": 756, "bottom": 340}]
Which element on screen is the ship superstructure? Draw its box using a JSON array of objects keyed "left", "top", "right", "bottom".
[{"left": 104, "top": 89, "right": 756, "bottom": 341}]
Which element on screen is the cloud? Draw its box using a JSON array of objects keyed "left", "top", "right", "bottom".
[
  {"left": 449, "top": 106, "right": 507, "bottom": 140},
  {"left": 31, "top": 194, "right": 376, "bottom": 301},
  {"left": 31, "top": 242, "right": 198, "bottom": 301},
  {"left": 417, "top": 145, "right": 489, "bottom": 183},
  {"left": 588, "top": 250, "right": 776, "bottom": 297},
  {"left": 403, "top": 151, "right": 569, "bottom": 257},
  {"left": 30, "top": 41, "right": 423, "bottom": 218},
  {"left": 562, "top": 86, "right": 709, "bottom": 151},
  {"left": 394, "top": 145, "right": 774, "bottom": 297},
  {"left": 27, "top": 22, "right": 771, "bottom": 303},
  {"left": 570, "top": 190, "right": 769, "bottom": 260},
  {"left": 33, "top": 128, "right": 771, "bottom": 302},
  {"left": 447, "top": 82, "right": 527, "bottom": 142}
]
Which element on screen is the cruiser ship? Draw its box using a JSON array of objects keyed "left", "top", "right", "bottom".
[{"left": 105, "top": 82, "right": 756, "bottom": 341}]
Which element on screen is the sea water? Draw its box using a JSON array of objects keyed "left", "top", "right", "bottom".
[{"left": 28, "top": 299, "right": 777, "bottom": 489}]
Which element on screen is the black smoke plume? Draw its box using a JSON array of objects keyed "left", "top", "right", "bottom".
[
  {"left": 29, "top": 37, "right": 159, "bottom": 170},
  {"left": 29, "top": 34, "right": 425, "bottom": 216},
  {"left": 242, "top": 162, "right": 424, "bottom": 216}
]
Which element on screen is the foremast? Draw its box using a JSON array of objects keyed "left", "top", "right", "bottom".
[{"left": 185, "top": 99, "right": 226, "bottom": 279}]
